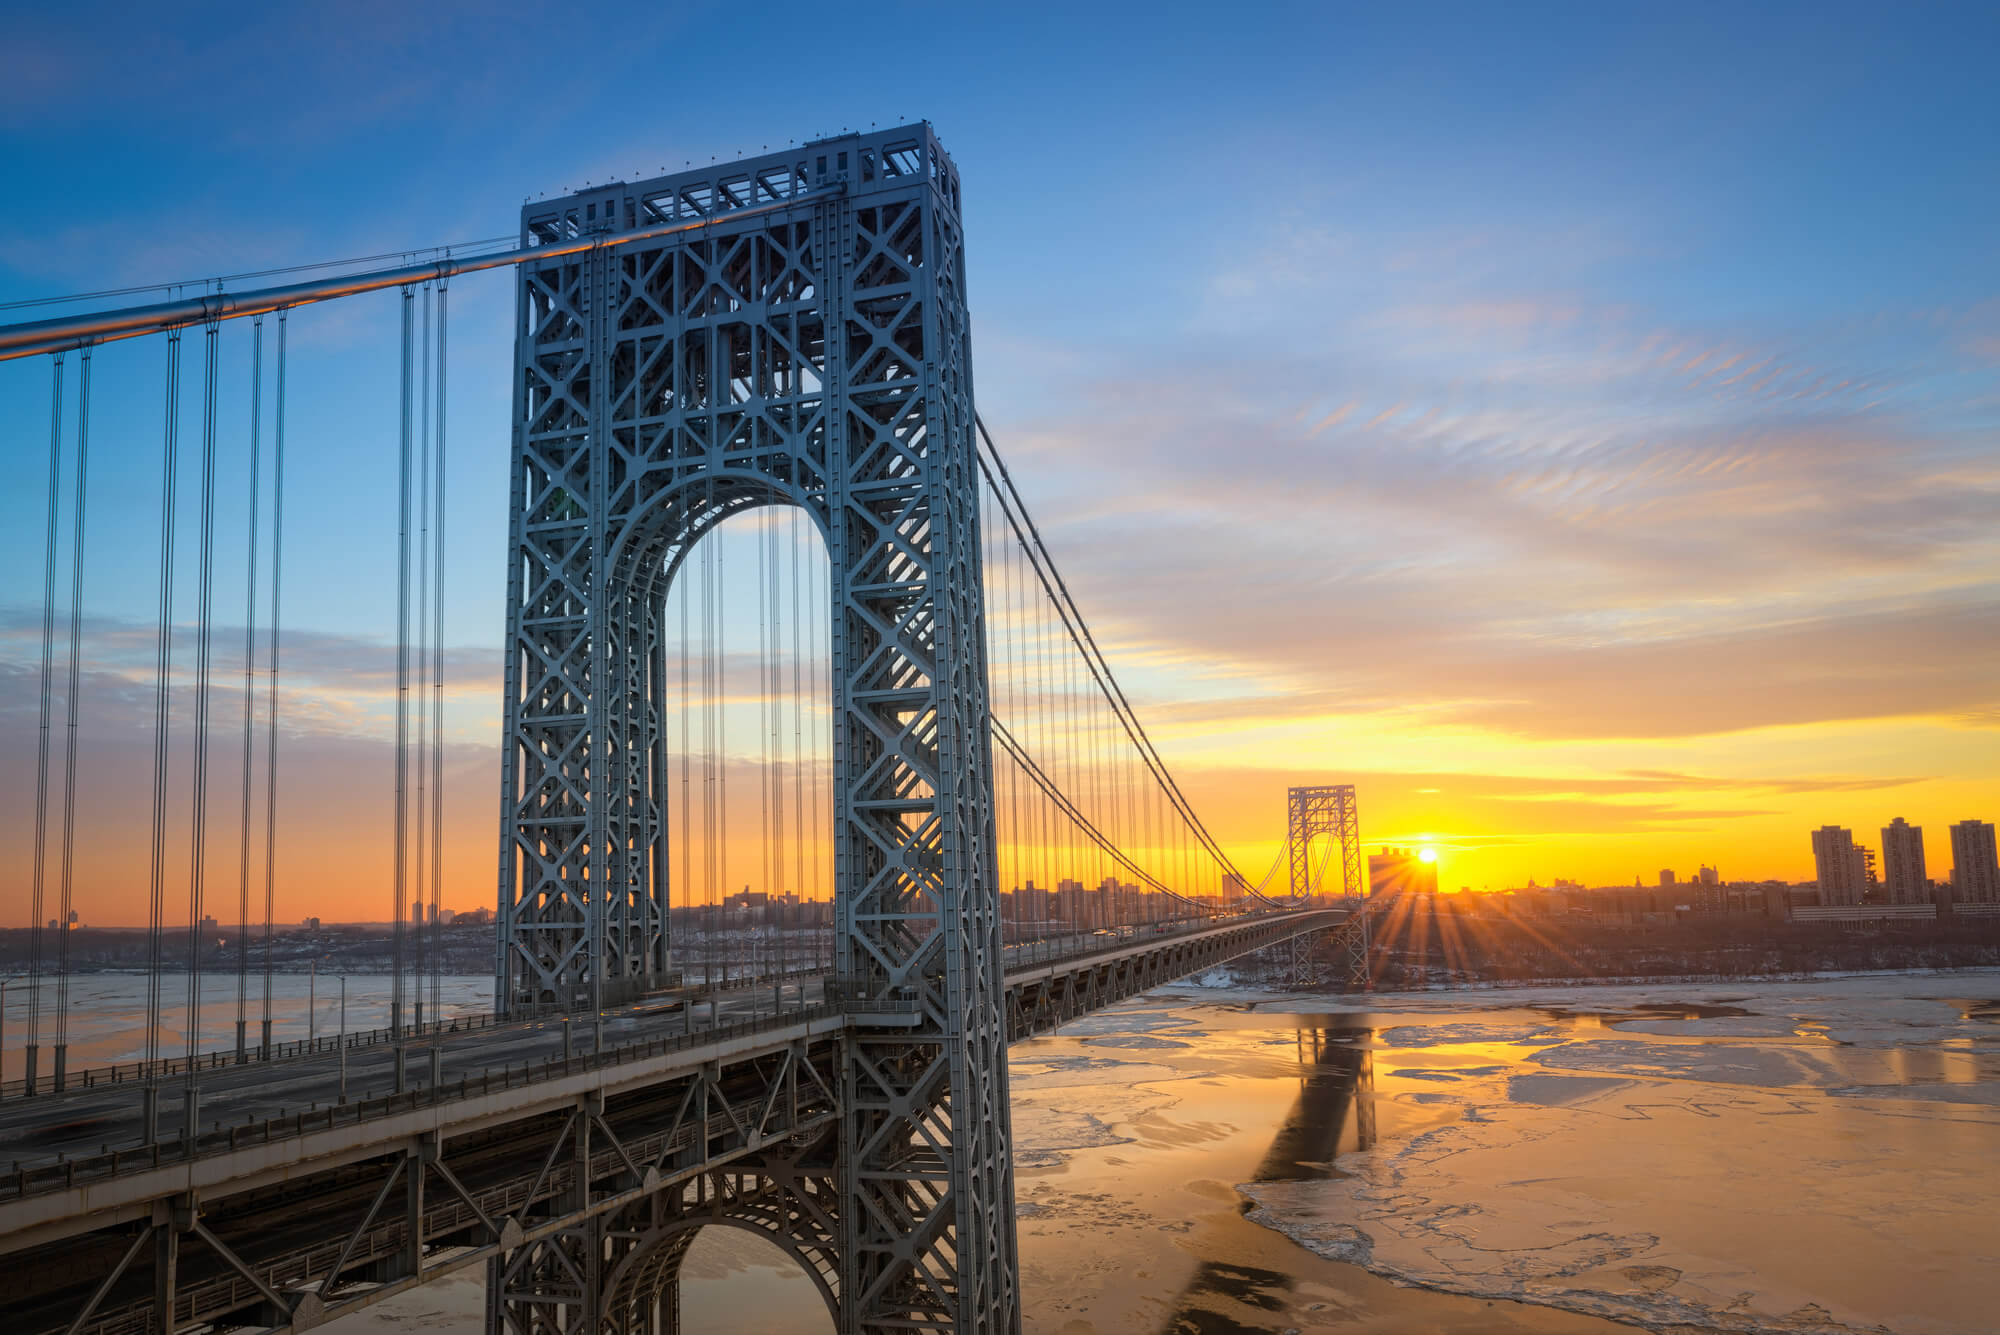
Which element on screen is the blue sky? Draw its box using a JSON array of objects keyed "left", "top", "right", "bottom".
[{"left": 1, "top": 1, "right": 1995, "bottom": 915}]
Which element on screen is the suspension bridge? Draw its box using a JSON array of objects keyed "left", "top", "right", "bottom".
[{"left": 0, "top": 124, "right": 1376, "bottom": 1334}]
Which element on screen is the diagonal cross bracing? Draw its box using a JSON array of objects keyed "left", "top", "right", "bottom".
[{"left": 496, "top": 125, "right": 1017, "bottom": 1334}]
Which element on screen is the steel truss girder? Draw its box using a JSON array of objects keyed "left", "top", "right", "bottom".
[
  {"left": 25, "top": 1039, "right": 844, "bottom": 1335},
  {"left": 3, "top": 917, "right": 1347, "bottom": 1335},
  {"left": 495, "top": 126, "right": 1016, "bottom": 1333},
  {"left": 1286, "top": 785, "right": 1367, "bottom": 989},
  {"left": 1002, "top": 914, "right": 1337, "bottom": 1041}
]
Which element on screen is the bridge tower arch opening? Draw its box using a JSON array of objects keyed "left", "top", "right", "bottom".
[
  {"left": 600, "top": 1188, "right": 845, "bottom": 1334},
  {"left": 618, "top": 492, "right": 838, "bottom": 997},
  {"left": 495, "top": 124, "right": 1019, "bottom": 1333}
]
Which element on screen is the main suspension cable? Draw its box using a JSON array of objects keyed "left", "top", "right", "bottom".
[
  {"left": 990, "top": 719, "right": 1203, "bottom": 909},
  {"left": 975, "top": 418, "right": 1267, "bottom": 900}
]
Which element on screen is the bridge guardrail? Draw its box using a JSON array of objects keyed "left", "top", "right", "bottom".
[
  {"left": 0, "top": 1001, "right": 840, "bottom": 1207},
  {"left": 0, "top": 910, "right": 1339, "bottom": 1205},
  {"left": 0, "top": 964, "right": 831, "bottom": 1103}
]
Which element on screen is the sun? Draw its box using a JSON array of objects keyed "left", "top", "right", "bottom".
[{"left": 1418, "top": 847, "right": 1438, "bottom": 863}]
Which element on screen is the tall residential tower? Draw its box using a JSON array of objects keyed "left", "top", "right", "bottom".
[
  {"left": 1881, "top": 818, "right": 1928, "bottom": 904},
  {"left": 1812, "top": 825, "right": 1864, "bottom": 905},
  {"left": 1951, "top": 820, "right": 2000, "bottom": 904}
]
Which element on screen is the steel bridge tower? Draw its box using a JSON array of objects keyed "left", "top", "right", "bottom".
[
  {"left": 494, "top": 125, "right": 1016, "bottom": 1333},
  {"left": 1287, "top": 784, "right": 1368, "bottom": 987}
]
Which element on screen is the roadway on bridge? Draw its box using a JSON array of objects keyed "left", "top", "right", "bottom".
[
  {"left": 0, "top": 919, "right": 1288, "bottom": 1174},
  {"left": 0, "top": 981, "right": 814, "bottom": 1171}
]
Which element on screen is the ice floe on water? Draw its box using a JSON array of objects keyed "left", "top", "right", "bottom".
[
  {"left": 1506, "top": 1073, "right": 1635, "bottom": 1106},
  {"left": 1079, "top": 1033, "right": 1191, "bottom": 1049},
  {"left": 1047, "top": 1004, "right": 1198, "bottom": 1037},
  {"left": 1237, "top": 972, "right": 2000, "bottom": 1335},
  {"left": 1530, "top": 1037, "right": 1838, "bottom": 1088},
  {"left": 1606, "top": 1013, "right": 1806, "bottom": 1038},
  {"left": 1378, "top": 1022, "right": 1560, "bottom": 1048},
  {"left": 1008, "top": 1053, "right": 1183, "bottom": 1090}
]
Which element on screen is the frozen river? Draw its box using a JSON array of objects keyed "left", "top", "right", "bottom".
[
  {"left": 301, "top": 970, "right": 2000, "bottom": 1332},
  {"left": 1224, "top": 972, "right": 2000, "bottom": 1334}
]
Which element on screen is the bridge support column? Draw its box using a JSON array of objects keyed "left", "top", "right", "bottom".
[
  {"left": 1331, "top": 912, "right": 1372, "bottom": 992},
  {"left": 1289, "top": 931, "right": 1324, "bottom": 987},
  {"left": 495, "top": 129, "right": 1015, "bottom": 1331},
  {"left": 151, "top": 1197, "right": 192, "bottom": 1335},
  {"left": 406, "top": 1144, "right": 426, "bottom": 1279}
]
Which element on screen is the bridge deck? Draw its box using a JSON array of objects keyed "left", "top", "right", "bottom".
[{"left": 0, "top": 909, "right": 1344, "bottom": 1335}]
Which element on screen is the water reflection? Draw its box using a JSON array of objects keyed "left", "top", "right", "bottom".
[{"left": 1161, "top": 1023, "right": 1374, "bottom": 1330}]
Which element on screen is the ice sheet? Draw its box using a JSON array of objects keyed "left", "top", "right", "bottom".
[{"left": 1240, "top": 972, "right": 2000, "bottom": 1334}]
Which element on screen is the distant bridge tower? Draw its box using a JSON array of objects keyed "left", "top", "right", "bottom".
[
  {"left": 1286, "top": 784, "right": 1369, "bottom": 987},
  {"left": 494, "top": 125, "right": 1016, "bottom": 1333}
]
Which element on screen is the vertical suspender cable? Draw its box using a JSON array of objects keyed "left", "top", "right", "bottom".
[
  {"left": 413, "top": 284, "right": 431, "bottom": 1030},
  {"left": 27, "top": 351, "right": 63, "bottom": 1094},
  {"left": 393, "top": 286, "right": 413, "bottom": 1057},
  {"left": 768, "top": 515, "right": 783, "bottom": 975},
  {"left": 808, "top": 513, "right": 823, "bottom": 968},
  {"left": 679, "top": 540, "right": 691, "bottom": 989},
  {"left": 53, "top": 347, "right": 91, "bottom": 1089},
  {"left": 145, "top": 329, "right": 183, "bottom": 1117},
  {"left": 185, "top": 319, "right": 222, "bottom": 1096},
  {"left": 768, "top": 511, "right": 784, "bottom": 979},
  {"left": 234, "top": 318, "right": 263, "bottom": 1062},
  {"left": 789, "top": 506, "right": 805, "bottom": 976},
  {"left": 716, "top": 511, "right": 728, "bottom": 986},
  {"left": 702, "top": 528, "right": 716, "bottom": 990},
  {"left": 757, "top": 516, "right": 770, "bottom": 976},
  {"left": 1003, "top": 509, "right": 1022, "bottom": 937},
  {"left": 432, "top": 281, "right": 447, "bottom": 1023},
  {"left": 261, "top": 311, "right": 285, "bottom": 1056},
  {"left": 767, "top": 513, "right": 782, "bottom": 977}
]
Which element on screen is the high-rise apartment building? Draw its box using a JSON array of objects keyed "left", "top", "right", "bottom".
[
  {"left": 1881, "top": 818, "right": 1928, "bottom": 904},
  {"left": 1658, "top": 868, "right": 1675, "bottom": 887},
  {"left": 1699, "top": 865, "right": 1718, "bottom": 886},
  {"left": 1951, "top": 820, "right": 2000, "bottom": 905},
  {"left": 1812, "top": 825, "right": 1863, "bottom": 906}
]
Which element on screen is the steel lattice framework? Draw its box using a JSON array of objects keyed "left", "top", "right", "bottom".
[
  {"left": 1287, "top": 785, "right": 1367, "bottom": 987},
  {"left": 495, "top": 125, "right": 1017, "bottom": 1333},
  {"left": 1287, "top": 785, "right": 1362, "bottom": 901}
]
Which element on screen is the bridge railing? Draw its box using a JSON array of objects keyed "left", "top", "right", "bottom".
[
  {"left": 0, "top": 1000, "right": 839, "bottom": 1207},
  {"left": 0, "top": 1008, "right": 528, "bottom": 1103},
  {"left": 998, "top": 907, "right": 1296, "bottom": 969},
  {"left": 0, "top": 909, "right": 1341, "bottom": 1205},
  {"left": 0, "top": 963, "right": 831, "bottom": 1104}
]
